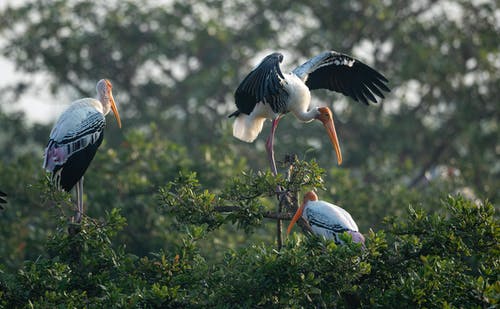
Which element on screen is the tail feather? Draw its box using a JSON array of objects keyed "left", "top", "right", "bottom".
[{"left": 232, "top": 114, "right": 266, "bottom": 143}]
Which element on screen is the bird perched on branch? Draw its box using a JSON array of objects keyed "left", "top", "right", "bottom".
[
  {"left": 287, "top": 191, "right": 365, "bottom": 245},
  {"left": 229, "top": 51, "right": 390, "bottom": 174},
  {"left": 43, "top": 79, "right": 122, "bottom": 223}
]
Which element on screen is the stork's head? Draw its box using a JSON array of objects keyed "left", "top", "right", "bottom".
[
  {"left": 287, "top": 191, "right": 319, "bottom": 235},
  {"left": 348, "top": 231, "right": 365, "bottom": 245},
  {"left": 264, "top": 52, "right": 284, "bottom": 63},
  {"left": 315, "top": 107, "right": 342, "bottom": 165},
  {"left": 96, "top": 79, "right": 122, "bottom": 128}
]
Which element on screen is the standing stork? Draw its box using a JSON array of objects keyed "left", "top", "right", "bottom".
[
  {"left": 229, "top": 51, "right": 390, "bottom": 175},
  {"left": 287, "top": 191, "right": 364, "bottom": 245},
  {"left": 43, "top": 79, "right": 122, "bottom": 223}
]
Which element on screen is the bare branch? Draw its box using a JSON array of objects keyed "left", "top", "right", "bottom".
[
  {"left": 264, "top": 212, "right": 293, "bottom": 220},
  {"left": 213, "top": 205, "right": 293, "bottom": 220},
  {"left": 213, "top": 206, "right": 240, "bottom": 212}
]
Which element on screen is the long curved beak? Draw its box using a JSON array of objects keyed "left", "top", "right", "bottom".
[
  {"left": 109, "top": 93, "right": 122, "bottom": 128},
  {"left": 287, "top": 203, "right": 306, "bottom": 235},
  {"left": 318, "top": 109, "right": 342, "bottom": 165}
]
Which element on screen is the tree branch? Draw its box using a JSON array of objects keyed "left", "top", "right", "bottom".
[
  {"left": 212, "top": 155, "right": 314, "bottom": 237},
  {"left": 213, "top": 206, "right": 293, "bottom": 220}
]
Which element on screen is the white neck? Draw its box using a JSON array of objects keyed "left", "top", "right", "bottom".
[
  {"left": 293, "top": 107, "right": 319, "bottom": 123},
  {"left": 284, "top": 74, "right": 316, "bottom": 122}
]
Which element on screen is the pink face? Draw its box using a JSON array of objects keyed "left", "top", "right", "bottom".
[
  {"left": 348, "top": 231, "right": 365, "bottom": 245},
  {"left": 96, "top": 79, "right": 112, "bottom": 96},
  {"left": 314, "top": 107, "right": 342, "bottom": 165},
  {"left": 95, "top": 79, "right": 122, "bottom": 128}
]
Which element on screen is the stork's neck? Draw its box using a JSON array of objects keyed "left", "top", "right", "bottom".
[
  {"left": 284, "top": 73, "right": 316, "bottom": 122},
  {"left": 293, "top": 107, "right": 319, "bottom": 123},
  {"left": 97, "top": 93, "right": 112, "bottom": 115}
]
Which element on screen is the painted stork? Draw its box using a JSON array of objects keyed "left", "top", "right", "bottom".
[
  {"left": 0, "top": 190, "right": 6, "bottom": 210},
  {"left": 287, "top": 191, "right": 365, "bottom": 245},
  {"left": 229, "top": 51, "right": 390, "bottom": 175},
  {"left": 43, "top": 79, "right": 122, "bottom": 223}
]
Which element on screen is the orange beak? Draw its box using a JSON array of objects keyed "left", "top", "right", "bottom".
[
  {"left": 287, "top": 202, "right": 305, "bottom": 235},
  {"left": 109, "top": 92, "right": 122, "bottom": 128},
  {"left": 287, "top": 191, "right": 319, "bottom": 236},
  {"left": 316, "top": 107, "right": 342, "bottom": 165}
]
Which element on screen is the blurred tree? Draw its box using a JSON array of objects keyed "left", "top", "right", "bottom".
[
  {"left": 0, "top": 0, "right": 497, "bottom": 203},
  {"left": 0, "top": 0, "right": 498, "bottom": 297}
]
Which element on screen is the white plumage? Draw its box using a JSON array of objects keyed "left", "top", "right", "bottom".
[
  {"left": 303, "top": 200, "right": 360, "bottom": 240},
  {"left": 287, "top": 191, "right": 365, "bottom": 245},
  {"left": 232, "top": 102, "right": 273, "bottom": 143},
  {"left": 229, "top": 51, "right": 390, "bottom": 175},
  {"left": 43, "top": 79, "right": 121, "bottom": 223},
  {"left": 232, "top": 73, "right": 311, "bottom": 143},
  {"left": 43, "top": 99, "right": 105, "bottom": 174}
]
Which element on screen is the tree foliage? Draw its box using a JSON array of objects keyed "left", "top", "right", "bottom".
[
  {"left": 0, "top": 0, "right": 498, "bottom": 307},
  {"left": 1, "top": 176, "right": 498, "bottom": 307}
]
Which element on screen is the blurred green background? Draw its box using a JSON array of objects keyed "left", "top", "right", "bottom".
[{"left": 0, "top": 0, "right": 498, "bottom": 269}]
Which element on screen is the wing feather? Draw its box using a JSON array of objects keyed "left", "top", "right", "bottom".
[
  {"left": 304, "top": 201, "right": 359, "bottom": 232},
  {"left": 44, "top": 107, "right": 105, "bottom": 174},
  {"left": 365, "top": 80, "right": 385, "bottom": 98},
  {"left": 295, "top": 51, "right": 390, "bottom": 105},
  {"left": 232, "top": 52, "right": 289, "bottom": 116}
]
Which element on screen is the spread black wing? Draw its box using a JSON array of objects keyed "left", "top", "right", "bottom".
[
  {"left": 231, "top": 52, "right": 289, "bottom": 117},
  {"left": 299, "top": 51, "right": 390, "bottom": 105}
]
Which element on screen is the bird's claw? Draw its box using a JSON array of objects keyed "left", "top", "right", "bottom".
[
  {"left": 275, "top": 186, "right": 287, "bottom": 197},
  {"left": 67, "top": 218, "right": 82, "bottom": 235},
  {"left": 276, "top": 187, "right": 294, "bottom": 206}
]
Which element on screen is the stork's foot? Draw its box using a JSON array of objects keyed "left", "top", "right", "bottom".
[
  {"left": 68, "top": 217, "right": 82, "bottom": 236},
  {"left": 276, "top": 186, "right": 294, "bottom": 206},
  {"left": 275, "top": 185, "right": 286, "bottom": 196}
]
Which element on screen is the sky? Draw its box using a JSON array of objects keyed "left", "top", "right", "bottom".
[
  {"left": 0, "top": 57, "right": 66, "bottom": 124},
  {"left": 0, "top": 0, "right": 387, "bottom": 125},
  {"left": 0, "top": 0, "right": 67, "bottom": 124},
  {"left": 1, "top": 0, "right": 496, "bottom": 125}
]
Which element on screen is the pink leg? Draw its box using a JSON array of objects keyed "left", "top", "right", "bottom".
[
  {"left": 266, "top": 116, "right": 285, "bottom": 250},
  {"left": 74, "top": 177, "right": 84, "bottom": 223},
  {"left": 266, "top": 116, "right": 281, "bottom": 176}
]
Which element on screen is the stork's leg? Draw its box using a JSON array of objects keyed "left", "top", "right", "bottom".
[
  {"left": 74, "top": 177, "right": 84, "bottom": 223},
  {"left": 266, "top": 116, "right": 286, "bottom": 249},
  {"left": 265, "top": 116, "right": 281, "bottom": 176}
]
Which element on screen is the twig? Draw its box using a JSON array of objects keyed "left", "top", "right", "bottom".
[
  {"left": 213, "top": 205, "right": 293, "bottom": 220},
  {"left": 264, "top": 211, "right": 293, "bottom": 220},
  {"left": 276, "top": 157, "right": 295, "bottom": 249},
  {"left": 277, "top": 198, "right": 283, "bottom": 250}
]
